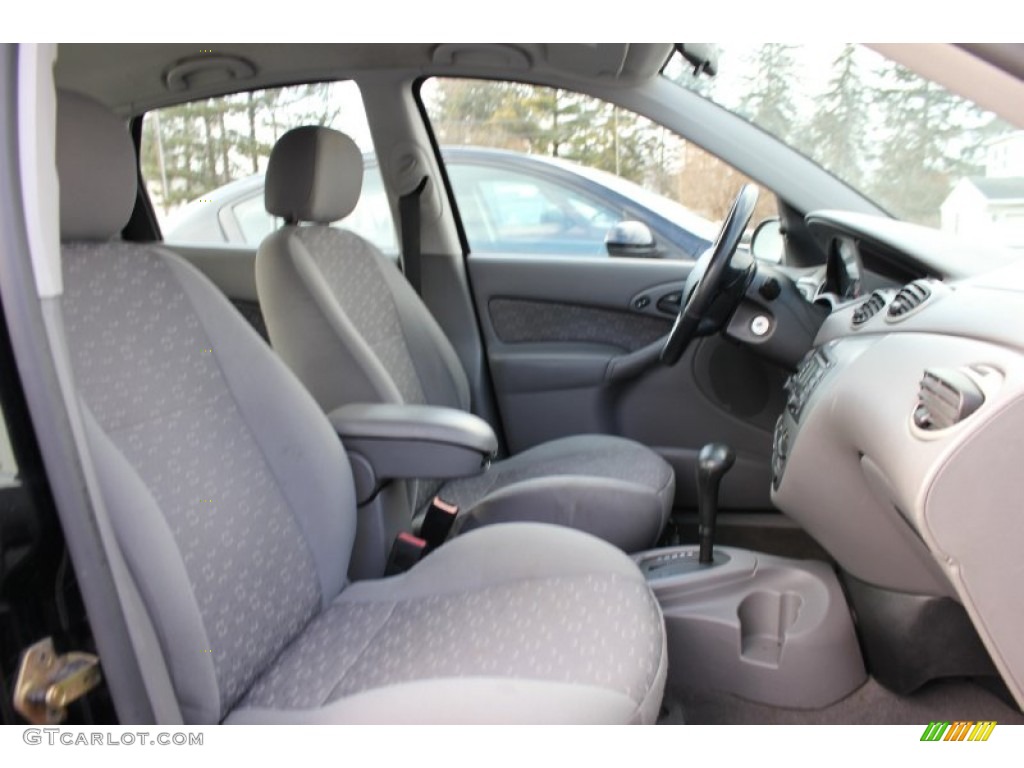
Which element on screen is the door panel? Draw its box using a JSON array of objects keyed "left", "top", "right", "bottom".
[
  {"left": 468, "top": 254, "right": 680, "bottom": 450},
  {"left": 467, "top": 254, "right": 690, "bottom": 307},
  {"left": 467, "top": 254, "right": 786, "bottom": 510},
  {"left": 488, "top": 298, "right": 669, "bottom": 350}
]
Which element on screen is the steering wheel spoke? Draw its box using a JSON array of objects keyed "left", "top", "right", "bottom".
[{"left": 660, "top": 185, "right": 760, "bottom": 365}]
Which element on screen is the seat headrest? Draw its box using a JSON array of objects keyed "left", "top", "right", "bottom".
[
  {"left": 56, "top": 90, "right": 137, "bottom": 241},
  {"left": 265, "top": 126, "right": 363, "bottom": 224}
]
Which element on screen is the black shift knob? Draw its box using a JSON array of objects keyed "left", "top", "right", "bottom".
[{"left": 696, "top": 443, "right": 735, "bottom": 564}]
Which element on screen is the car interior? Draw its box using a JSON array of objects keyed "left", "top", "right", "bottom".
[{"left": 2, "top": 42, "right": 1024, "bottom": 726}]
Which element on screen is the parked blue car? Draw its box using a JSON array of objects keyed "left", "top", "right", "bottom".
[{"left": 165, "top": 146, "right": 719, "bottom": 260}]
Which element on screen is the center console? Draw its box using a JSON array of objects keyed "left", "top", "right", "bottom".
[
  {"left": 635, "top": 544, "right": 865, "bottom": 707},
  {"left": 773, "top": 342, "right": 836, "bottom": 489},
  {"left": 637, "top": 437, "right": 866, "bottom": 709}
]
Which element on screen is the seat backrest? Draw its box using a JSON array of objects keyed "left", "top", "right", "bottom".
[
  {"left": 56, "top": 91, "right": 357, "bottom": 724},
  {"left": 256, "top": 126, "right": 471, "bottom": 414}
]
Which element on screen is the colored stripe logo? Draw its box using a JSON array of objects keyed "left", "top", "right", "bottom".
[{"left": 920, "top": 721, "right": 996, "bottom": 741}]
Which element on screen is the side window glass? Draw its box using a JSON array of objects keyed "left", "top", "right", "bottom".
[
  {"left": 231, "top": 193, "right": 276, "bottom": 244},
  {"left": 343, "top": 167, "right": 398, "bottom": 254},
  {"left": 448, "top": 161, "right": 623, "bottom": 256},
  {"left": 423, "top": 78, "right": 777, "bottom": 259},
  {"left": 140, "top": 83, "right": 397, "bottom": 255}
]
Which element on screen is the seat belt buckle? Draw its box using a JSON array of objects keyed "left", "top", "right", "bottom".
[
  {"left": 384, "top": 532, "right": 427, "bottom": 576},
  {"left": 420, "top": 496, "right": 459, "bottom": 552}
]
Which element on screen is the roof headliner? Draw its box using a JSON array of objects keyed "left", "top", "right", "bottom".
[{"left": 54, "top": 43, "right": 676, "bottom": 115}]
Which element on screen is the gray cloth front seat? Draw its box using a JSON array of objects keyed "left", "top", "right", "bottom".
[
  {"left": 256, "top": 126, "right": 675, "bottom": 552},
  {"left": 55, "top": 90, "right": 667, "bottom": 724}
]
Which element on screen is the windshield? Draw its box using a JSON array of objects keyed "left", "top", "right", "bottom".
[{"left": 667, "top": 44, "right": 1023, "bottom": 251}]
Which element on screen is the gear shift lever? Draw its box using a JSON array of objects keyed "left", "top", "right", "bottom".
[{"left": 697, "top": 443, "right": 735, "bottom": 564}]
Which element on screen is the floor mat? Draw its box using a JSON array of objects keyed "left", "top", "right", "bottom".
[{"left": 668, "top": 677, "right": 1024, "bottom": 725}]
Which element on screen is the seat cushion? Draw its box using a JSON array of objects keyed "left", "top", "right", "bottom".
[
  {"left": 228, "top": 524, "right": 667, "bottom": 724},
  {"left": 438, "top": 435, "right": 675, "bottom": 552}
]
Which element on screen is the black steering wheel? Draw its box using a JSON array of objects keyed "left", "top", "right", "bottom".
[{"left": 660, "top": 184, "right": 760, "bottom": 366}]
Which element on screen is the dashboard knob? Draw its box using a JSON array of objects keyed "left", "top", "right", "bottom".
[{"left": 759, "top": 277, "right": 782, "bottom": 301}]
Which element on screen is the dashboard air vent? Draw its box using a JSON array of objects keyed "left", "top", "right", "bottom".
[
  {"left": 852, "top": 291, "right": 886, "bottom": 327},
  {"left": 887, "top": 280, "right": 932, "bottom": 319},
  {"left": 913, "top": 368, "right": 984, "bottom": 431}
]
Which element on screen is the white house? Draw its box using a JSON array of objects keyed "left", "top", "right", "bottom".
[
  {"left": 941, "top": 132, "right": 1024, "bottom": 250},
  {"left": 986, "top": 131, "right": 1024, "bottom": 177}
]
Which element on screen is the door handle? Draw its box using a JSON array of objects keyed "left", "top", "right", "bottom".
[{"left": 656, "top": 291, "right": 682, "bottom": 314}]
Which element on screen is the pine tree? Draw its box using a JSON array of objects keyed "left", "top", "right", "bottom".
[
  {"left": 429, "top": 79, "right": 666, "bottom": 186},
  {"left": 141, "top": 89, "right": 298, "bottom": 215},
  {"left": 737, "top": 44, "right": 799, "bottom": 143},
  {"left": 566, "top": 102, "right": 663, "bottom": 185},
  {"left": 141, "top": 99, "right": 221, "bottom": 212},
  {"left": 805, "top": 45, "right": 869, "bottom": 190},
  {"left": 868, "top": 63, "right": 993, "bottom": 226},
  {"left": 431, "top": 79, "right": 520, "bottom": 147}
]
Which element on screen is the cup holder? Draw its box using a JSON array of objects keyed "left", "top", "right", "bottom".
[
  {"left": 737, "top": 590, "right": 803, "bottom": 667},
  {"left": 641, "top": 547, "right": 867, "bottom": 707}
]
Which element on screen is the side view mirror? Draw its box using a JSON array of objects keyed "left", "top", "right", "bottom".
[
  {"left": 750, "top": 218, "right": 785, "bottom": 263},
  {"left": 606, "top": 220, "right": 660, "bottom": 258}
]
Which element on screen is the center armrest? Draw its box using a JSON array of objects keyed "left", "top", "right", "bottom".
[{"left": 327, "top": 403, "right": 499, "bottom": 504}]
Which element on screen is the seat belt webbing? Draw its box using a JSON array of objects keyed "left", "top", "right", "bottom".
[{"left": 398, "top": 176, "right": 429, "bottom": 295}]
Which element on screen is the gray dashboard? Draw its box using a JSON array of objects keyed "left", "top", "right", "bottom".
[{"left": 771, "top": 212, "right": 1024, "bottom": 708}]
